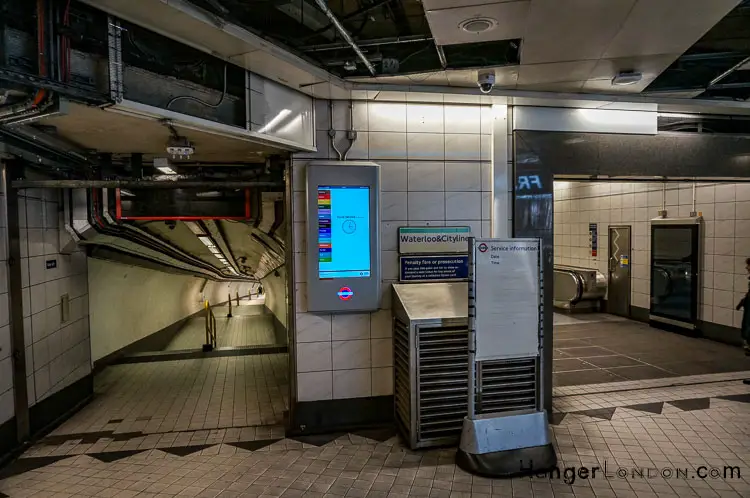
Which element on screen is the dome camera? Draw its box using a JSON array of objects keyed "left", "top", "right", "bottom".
[{"left": 477, "top": 69, "right": 496, "bottom": 94}]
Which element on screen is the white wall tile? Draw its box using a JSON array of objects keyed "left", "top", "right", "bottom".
[
  {"left": 370, "top": 310, "right": 392, "bottom": 338},
  {"left": 332, "top": 313, "right": 370, "bottom": 341},
  {"left": 446, "top": 192, "right": 482, "bottom": 221},
  {"left": 297, "top": 371, "right": 332, "bottom": 402},
  {"left": 407, "top": 162, "right": 444, "bottom": 191},
  {"left": 381, "top": 192, "right": 408, "bottom": 221},
  {"left": 379, "top": 161, "right": 408, "bottom": 192},
  {"left": 407, "top": 133, "right": 445, "bottom": 160},
  {"left": 371, "top": 338, "right": 393, "bottom": 368},
  {"left": 406, "top": 104, "right": 444, "bottom": 133},
  {"left": 444, "top": 134, "right": 481, "bottom": 161},
  {"left": 444, "top": 105, "right": 481, "bottom": 134},
  {"left": 408, "top": 192, "right": 445, "bottom": 221},
  {"left": 381, "top": 222, "right": 402, "bottom": 252},
  {"left": 296, "top": 342, "right": 332, "bottom": 373},
  {"left": 333, "top": 368, "right": 371, "bottom": 399},
  {"left": 369, "top": 132, "right": 407, "bottom": 159},
  {"left": 371, "top": 367, "right": 393, "bottom": 396},
  {"left": 332, "top": 339, "right": 370, "bottom": 370},
  {"left": 296, "top": 313, "right": 332, "bottom": 343},
  {"left": 445, "top": 162, "right": 481, "bottom": 192},
  {"left": 368, "top": 102, "right": 407, "bottom": 133}
]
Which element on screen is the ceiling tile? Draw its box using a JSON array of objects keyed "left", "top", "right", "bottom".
[
  {"left": 446, "top": 66, "right": 519, "bottom": 88},
  {"left": 516, "top": 80, "right": 586, "bottom": 92},
  {"left": 602, "top": 0, "right": 742, "bottom": 59},
  {"left": 581, "top": 77, "right": 653, "bottom": 94},
  {"left": 517, "top": 60, "right": 598, "bottom": 86},
  {"left": 423, "top": 0, "right": 519, "bottom": 9},
  {"left": 587, "top": 53, "right": 679, "bottom": 81},
  {"left": 424, "top": 1, "right": 530, "bottom": 46},
  {"left": 520, "top": 0, "right": 637, "bottom": 64}
]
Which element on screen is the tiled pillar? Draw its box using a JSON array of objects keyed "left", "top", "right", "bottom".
[{"left": 289, "top": 97, "right": 494, "bottom": 432}]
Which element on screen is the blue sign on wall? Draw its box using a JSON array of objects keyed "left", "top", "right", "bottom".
[{"left": 399, "top": 255, "right": 469, "bottom": 282}]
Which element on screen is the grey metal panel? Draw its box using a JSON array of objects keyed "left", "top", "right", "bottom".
[
  {"left": 513, "top": 107, "right": 657, "bottom": 135},
  {"left": 391, "top": 283, "right": 467, "bottom": 321},
  {"left": 391, "top": 282, "right": 538, "bottom": 450},
  {"left": 305, "top": 161, "right": 381, "bottom": 313},
  {"left": 492, "top": 105, "right": 510, "bottom": 237},
  {"left": 515, "top": 130, "right": 750, "bottom": 179}
]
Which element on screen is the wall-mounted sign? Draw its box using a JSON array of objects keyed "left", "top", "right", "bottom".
[
  {"left": 620, "top": 255, "right": 629, "bottom": 267},
  {"left": 46, "top": 259, "right": 57, "bottom": 269},
  {"left": 399, "top": 255, "right": 469, "bottom": 282},
  {"left": 398, "top": 226, "right": 471, "bottom": 254},
  {"left": 589, "top": 223, "right": 598, "bottom": 257}
]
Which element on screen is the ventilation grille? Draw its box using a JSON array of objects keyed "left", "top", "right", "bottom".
[
  {"left": 393, "top": 316, "right": 411, "bottom": 440},
  {"left": 416, "top": 324, "right": 538, "bottom": 444}
]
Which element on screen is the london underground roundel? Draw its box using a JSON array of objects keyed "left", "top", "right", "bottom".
[
  {"left": 337, "top": 287, "right": 354, "bottom": 301},
  {"left": 478, "top": 243, "right": 489, "bottom": 253}
]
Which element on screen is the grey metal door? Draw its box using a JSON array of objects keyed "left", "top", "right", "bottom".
[{"left": 608, "top": 226, "right": 631, "bottom": 317}]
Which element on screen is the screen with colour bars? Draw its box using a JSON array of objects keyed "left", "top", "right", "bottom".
[{"left": 317, "top": 186, "right": 371, "bottom": 279}]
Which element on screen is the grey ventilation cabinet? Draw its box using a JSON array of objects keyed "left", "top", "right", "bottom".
[{"left": 392, "top": 283, "right": 539, "bottom": 450}]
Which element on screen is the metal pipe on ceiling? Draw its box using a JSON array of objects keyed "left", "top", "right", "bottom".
[
  {"left": 11, "top": 180, "right": 283, "bottom": 188},
  {"left": 708, "top": 55, "right": 750, "bottom": 87},
  {"left": 312, "top": 0, "right": 376, "bottom": 76},
  {"left": 305, "top": 34, "right": 433, "bottom": 52}
]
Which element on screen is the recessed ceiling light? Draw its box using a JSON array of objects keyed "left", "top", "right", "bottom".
[
  {"left": 459, "top": 17, "right": 497, "bottom": 34},
  {"left": 612, "top": 71, "right": 642, "bottom": 86}
]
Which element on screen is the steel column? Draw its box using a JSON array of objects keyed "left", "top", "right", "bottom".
[{"left": 2, "top": 161, "right": 30, "bottom": 443}]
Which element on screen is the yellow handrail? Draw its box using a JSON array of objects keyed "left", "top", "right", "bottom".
[{"left": 204, "top": 300, "right": 217, "bottom": 350}]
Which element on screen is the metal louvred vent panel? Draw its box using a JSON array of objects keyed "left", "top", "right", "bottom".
[
  {"left": 415, "top": 324, "right": 538, "bottom": 444},
  {"left": 393, "top": 317, "right": 411, "bottom": 439}
]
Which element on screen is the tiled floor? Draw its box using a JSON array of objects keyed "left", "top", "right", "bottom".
[
  {"left": 2, "top": 378, "right": 749, "bottom": 497},
  {"left": 164, "top": 301, "right": 282, "bottom": 351},
  {"left": 52, "top": 354, "right": 289, "bottom": 437},
  {"left": 552, "top": 314, "right": 748, "bottom": 387}
]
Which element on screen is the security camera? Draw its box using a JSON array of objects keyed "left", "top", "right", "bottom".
[{"left": 477, "top": 69, "right": 496, "bottom": 94}]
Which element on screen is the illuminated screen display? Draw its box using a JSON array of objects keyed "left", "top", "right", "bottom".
[{"left": 317, "top": 186, "right": 371, "bottom": 279}]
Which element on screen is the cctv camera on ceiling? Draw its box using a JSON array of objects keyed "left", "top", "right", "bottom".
[{"left": 477, "top": 69, "right": 496, "bottom": 94}]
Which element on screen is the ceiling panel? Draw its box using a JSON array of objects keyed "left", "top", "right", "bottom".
[
  {"left": 587, "top": 54, "right": 680, "bottom": 81},
  {"left": 422, "top": 0, "right": 520, "bottom": 9},
  {"left": 602, "top": 0, "right": 742, "bottom": 58},
  {"left": 424, "top": 1, "right": 530, "bottom": 46},
  {"left": 446, "top": 66, "right": 519, "bottom": 88},
  {"left": 517, "top": 60, "right": 598, "bottom": 86},
  {"left": 39, "top": 103, "right": 280, "bottom": 162},
  {"left": 520, "top": 0, "right": 637, "bottom": 64},
  {"left": 518, "top": 80, "right": 587, "bottom": 92}
]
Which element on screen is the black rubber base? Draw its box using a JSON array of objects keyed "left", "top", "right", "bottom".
[{"left": 456, "top": 443, "right": 557, "bottom": 478}]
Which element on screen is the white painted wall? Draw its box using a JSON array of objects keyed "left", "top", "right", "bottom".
[
  {"left": 261, "top": 266, "right": 287, "bottom": 332},
  {"left": 291, "top": 97, "right": 498, "bottom": 403},
  {"left": 554, "top": 181, "right": 750, "bottom": 331},
  {"left": 88, "top": 258, "right": 258, "bottom": 361}
]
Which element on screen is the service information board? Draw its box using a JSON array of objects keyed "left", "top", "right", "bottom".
[
  {"left": 398, "top": 226, "right": 471, "bottom": 254},
  {"left": 399, "top": 255, "right": 469, "bottom": 282},
  {"left": 473, "top": 239, "right": 540, "bottom": 362}
]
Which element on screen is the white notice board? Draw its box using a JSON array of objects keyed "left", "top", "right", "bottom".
[{"left": 473, "top": 238, "right": 541, "bottom": 362}]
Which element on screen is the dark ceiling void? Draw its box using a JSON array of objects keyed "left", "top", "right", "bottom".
[
  {"left": 646, "top": 0, "right": 750, "bottom": 100},
  {"left": 188, "top": 0, "right": 521, "bottom": 78}
]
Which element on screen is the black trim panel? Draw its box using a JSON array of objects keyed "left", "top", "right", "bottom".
[
  {"left": 289, "top": 396, "right": 394, "bottom": 435},
  {"left": 0, "top": 417, "right": 17, "bottom": 463}
]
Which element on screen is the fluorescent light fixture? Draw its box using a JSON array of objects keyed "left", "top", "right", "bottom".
[
  {"left": 257, "top": 109, "right": 292, "bottom": 134},
  {"left": 120, "top": 189, "right": 135, "bottom": 197},
  {"left": 611, "top": 71, "right": 642, "bottom": 86},
  {"left": 198, "top": 236, "right": 213, "bottom": 246},
  {"left": 658, "top": 112, "right": 695, "bottom": 119},
  {"left": 157, "top": 166, "right": 177, "bottom": 175},
  {"left": 196, "top": 191, "right": 222, "bottom": 198},
  {"left": 184, "top": 221, "right": 204, "bottom": 235}
]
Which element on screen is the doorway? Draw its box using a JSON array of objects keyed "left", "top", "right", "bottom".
[{"left": 607, "top": 225, "right": 632, "bottom": 317}]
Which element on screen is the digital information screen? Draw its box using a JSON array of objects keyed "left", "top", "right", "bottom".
[{"left": 317, "top": 186, "right": 371, "bottom": 279}]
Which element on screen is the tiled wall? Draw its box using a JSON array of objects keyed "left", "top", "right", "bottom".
[
  {"left": 18, "top": 189, "right": 90, "bottom": 408},
  {"left": 553, "top": 181, "right": 750, "bottom": 330},
  {"left": 0, "top": 182, "right": 13, "bottom": 426},
  {"left": 291, "top": 98, "right": 494, "bottom": 403}
]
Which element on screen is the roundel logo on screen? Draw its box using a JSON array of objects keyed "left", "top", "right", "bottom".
[
  {"left": 338, "top": 287, "right": 354, "bottom": 301},
  {"left": 478, "top": 243, "right": 489, "bottom": 253}
]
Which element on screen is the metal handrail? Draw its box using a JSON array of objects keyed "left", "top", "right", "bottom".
[{"left": 204, "top": 300, "right": 217, "bottom": 351}]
